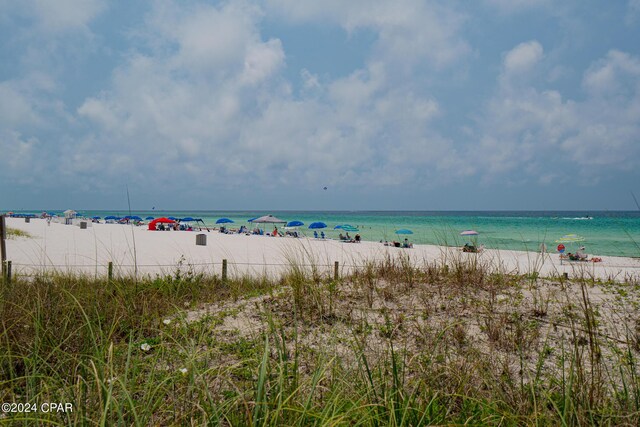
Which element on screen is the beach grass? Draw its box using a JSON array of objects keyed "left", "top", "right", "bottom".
[
  {"left": 5, "top": 227, "right": 31, "bottom": 239},
  {"left": 1, "top": 256, "right": 640, "bottom": 425}
]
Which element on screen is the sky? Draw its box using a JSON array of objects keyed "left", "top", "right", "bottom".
[{"left": 1, "top": 0, "right": 639, "bottom": 211}]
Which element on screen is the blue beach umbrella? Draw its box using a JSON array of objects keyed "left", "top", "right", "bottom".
[
  {"left": 309, "top": 222, "right": 327, "bottom": 229},
  {"left": 104, "top": 215, "right": 118, "bottom": 220},
  {"left": 216, "top": 218, "right": 234, "bottom": 224},
  {"left": 92, "top": 216, "right": 101, "bottom": 220},
  {"left": 334, "top": 225, "right": 343, "bottom": 229},
  {"left": 395, "top": 229, "right": 413, "bottom": 235},
  {"left": 145, "top": 216, "right": 155, "bottom": 220},
  {"left": 248, "top": 217, "right": 258, "bottom": 222},
  {"left": 287, "top": 220, "right": 304, "bottom": 227},
  {"left": 168, "top": 217, "right": 178, "bottom": 221},
  {"left": 129, "top": 216, "right": 142, "bottom": 221},
  {"left": 181, "top": 217, "right": 195, "bottom": 222}
]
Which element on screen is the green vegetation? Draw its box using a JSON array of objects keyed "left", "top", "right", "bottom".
[
  {"left": 5, "top": 228, "right": 31, "bottom": 239},
  {"left": 1, "top": 255, "right": 640, "bottom": 425}
]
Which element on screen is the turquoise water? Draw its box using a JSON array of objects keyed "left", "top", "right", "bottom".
[{"left": 11, "top": 210, "right": 640, "bottom": 257}]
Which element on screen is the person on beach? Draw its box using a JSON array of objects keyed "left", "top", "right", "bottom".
[
  {"left": 576, "top": 246, "right": 588, "bottom": 261},
  {"left": 273, "top": 226, "right": 278, "bottom": 236},
  {"left": 321, "top": 231, "right": 325, "bottom": 239},
  {"left": 314, "top": 231, "right": 318, "bottom": 238}
]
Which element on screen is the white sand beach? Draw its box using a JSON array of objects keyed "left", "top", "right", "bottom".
[{"left": 4, "top": 217, "right": 640, "bottom": 281}]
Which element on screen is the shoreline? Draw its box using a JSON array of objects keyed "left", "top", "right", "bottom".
[{"left": 4, "top": 217, "right": 640, "bottom": 281}]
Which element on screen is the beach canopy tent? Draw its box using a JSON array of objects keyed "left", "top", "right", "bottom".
[
  {"left": 148, "top": 217, "right": 176, "bottom": 231},
  {"left": 171, "top": 217, "right": 208, "bottom": 230},
  {"left": 286, "top": 221, "right": 304, "bottom": 227},
  {"left": 395, "top": 229, "right": 413, "bottom": 235},
  {"left": 216, "top": 218, "right": 234, "bottom": 224},
  {"left": 64, "top": 209, "right": 77, "bottom": 219},
  {"left": 309, "top": 222, "right": 327, "bottom": 229},
  {"left": 252, "top": 215, "right": 287, "bottom": 224},
  {"left": 460, "top": 230, "right": 479, "bottom": 236}
]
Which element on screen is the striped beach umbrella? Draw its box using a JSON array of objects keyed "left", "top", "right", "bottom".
[{"left": 555, "top": 234, "right": 585, "bottom": 243}]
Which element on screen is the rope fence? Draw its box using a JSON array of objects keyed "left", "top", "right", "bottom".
[
  {"left": 3, "top": 259, "right": 360, "bottom": 283},
  {"left": 3, "top": 255, "right": 640, "bottom": 285}
]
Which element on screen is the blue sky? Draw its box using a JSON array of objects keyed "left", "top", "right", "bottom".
[{"left": 1, "top": 0, "right": 639, "bottom": 211}]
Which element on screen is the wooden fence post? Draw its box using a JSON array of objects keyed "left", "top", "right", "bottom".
[
  {"left": 334, "top": 261, "right": 339, "bottom": 281},
  {"left": 108, "top": 262, "right": 113, "bottom": 281},
  {"left": 222, "top": 259, "right": 228, "bottom": 282},
  {"left": 5, "top": 261, "right": 11, "bottom": 284},
  {"left": 0, "top": 215, "right": 6, "bottom": 278}
]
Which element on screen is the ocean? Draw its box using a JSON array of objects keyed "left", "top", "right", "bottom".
[{"left": 10, "top": 210, "right": 640, "bottom": 258}]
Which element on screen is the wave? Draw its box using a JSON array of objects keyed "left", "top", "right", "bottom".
[{"left": 561, "top": 217, "right": 594, "bottom": 220}]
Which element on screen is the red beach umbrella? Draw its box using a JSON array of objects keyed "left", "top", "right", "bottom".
[{"left": 148, "top": 217, "right": 177, "bottom": 230}]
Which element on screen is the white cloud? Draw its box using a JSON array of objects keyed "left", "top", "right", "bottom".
[
  {"left": 0, "top": 0, "right": 105, "bottom": 33},
  {"left": 503, "top": 41, "right": 544, "bottom": 76},
  {"left": 583, "top": 50, "right": 640, "bottom": 95},
  {"left": 473, "top": 45, "right": 640, "bottom": 183},
  {"left": 266, "top": 0, "right": 470, "bottom": 68},
  {"left": 485, "top": 0, "right": 550, "bottom": 14},
  {"left": 68, "top": 1, "right": 459, "bottom": 193},
  {"left": 241, "top": 38, "right": 285, "bottom": 85},
  {"left": 0, "top": 131, "right": 44, "bottom": 184},
  {"left": 628, "top": 0, "right": 640, "bottom": 24}
]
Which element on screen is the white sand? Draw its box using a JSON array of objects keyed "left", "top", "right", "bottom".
[{"left": 4, "top": 217, "right": 640, "bottom": 281}]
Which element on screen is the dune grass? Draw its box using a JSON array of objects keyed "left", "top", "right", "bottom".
[
  {"left": 1, "top": 256, "right": 640, "bottom": 425},
  {"left": 5, "top": 228, "right": 31, "bottom": 239}
]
